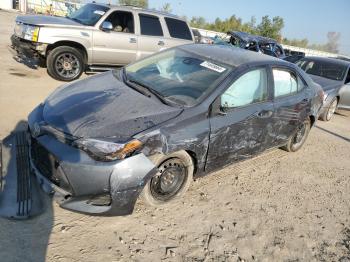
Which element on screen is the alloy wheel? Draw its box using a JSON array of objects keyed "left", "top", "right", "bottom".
[{"left": 55, "top": 53, "right": 81, "bottom": 79}]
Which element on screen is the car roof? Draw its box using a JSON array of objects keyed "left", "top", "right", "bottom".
[
  {"left": 302, "top": 56, "right": 350, "bottom": 67},
  {"left": 179, "top": 44, "right": 289, "bottom": 67},
  {"left": 93, "top": 3, "right": 181, "bottom": 20}
]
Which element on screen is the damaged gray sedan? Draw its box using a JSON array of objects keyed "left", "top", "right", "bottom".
[{"left": 27, "top": 44, "right": 323, "bottom": 216}]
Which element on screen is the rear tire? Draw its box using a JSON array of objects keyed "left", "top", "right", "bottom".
[
  {"left": 47, "top": 46, "right": 84, "bottom": 81},
  {"left": 320, "top": 97, "right": 338, "bottom": 121},
  {"left": 282, "top": 118, "right": 311, "bottom": 152},
  {"left": 141, "top": 151, "right": 194, "bottom": 206}
]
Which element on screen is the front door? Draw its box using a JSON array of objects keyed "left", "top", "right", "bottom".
[
  {"left": 206, "top": 67, "right": 274, "bottom": 172},
  {"left": 92, "top": 10, "right": 137, "bottom": 65}
]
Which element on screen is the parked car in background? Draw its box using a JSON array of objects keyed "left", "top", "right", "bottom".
[
  {"left": 28, "top": 44, "right": 323, "bottom": 216},
  {"left": 227, "top": 31, "right": 286, "bottom": 59},
  {"left": 10, "top": 3, "right": 194, "bottom": 81},
  {"left": 297, "top": 57, "right": 350, "bottom": 121},
  {"left": 283, "top": 50, "right": 305, "bottom": 64}
]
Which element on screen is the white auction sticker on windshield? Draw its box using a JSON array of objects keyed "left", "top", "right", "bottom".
[
  {"left": 200, "top": 61, "right": 226, "bottom": 73},
  {"left": 94, "top": 10, "right": 106, "bottom": 16}
]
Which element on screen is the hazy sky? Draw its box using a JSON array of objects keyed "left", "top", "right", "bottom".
[{"left": 148, "top": 0, "right": 350, "bottom": 55}]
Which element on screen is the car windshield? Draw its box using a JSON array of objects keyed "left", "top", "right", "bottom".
[
  {"left": 124, "top": 48, "right": 232, "bottom": 106},
  {"left": 297, "top": 59, "right": 347, "bottom": 81},
  {"left": 67, "top": 3, "right": 109, "bottom": 26}
]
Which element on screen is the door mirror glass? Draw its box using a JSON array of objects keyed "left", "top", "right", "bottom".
[
  {"left": 221, "top": 68, "right": 268, "bottom": 109},
  {"left": 101, "top": 21, "right": 113, "bottom": 31}
]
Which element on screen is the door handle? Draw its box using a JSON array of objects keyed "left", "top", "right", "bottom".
[
  {"left": 256, "top": 110, "right": 273, "bottom": 118},
  {"left": 129, "top": 37, "right": 137, "bottom": 43},
  {"left": 158, "top": 40, "right": 165, "bottom": 46}
]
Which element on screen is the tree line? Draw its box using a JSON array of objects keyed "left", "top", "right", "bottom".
[{"left": 118, "top": 0, "right": 340, "bottom": 54}]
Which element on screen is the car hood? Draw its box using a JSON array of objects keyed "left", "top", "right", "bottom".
[
  {"left": 16, "top": 15, "right": 83, "bottom": 27},
  {"left": 42, "top": 71, "right": 182, "bottom": 141},
  {"left": 308, "top": 75, "right": 342, "bottom": 91}
]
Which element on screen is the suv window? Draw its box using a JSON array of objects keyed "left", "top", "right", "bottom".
[
  {"left": 165, "top": 17, "right": 192, "bottom": 40},
  {"left": 221, "top": 68, "right": 268, "bottom": 108},
  {"left": 273, "top": 69, "right": 298, "bottom": 98},
  {"left": 105, "top": 11, "right": 134, "bottom": 33},
  {"left": 139, "top": 14, "right": 163, "bottom": 36}
]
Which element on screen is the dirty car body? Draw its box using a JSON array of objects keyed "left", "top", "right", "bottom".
[{"left": 28, "top": 44, "right": 323, "bottom": 216}]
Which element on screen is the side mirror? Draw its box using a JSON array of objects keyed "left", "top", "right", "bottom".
[
  {"left": 211, "top": 96, "right": 227, "bottom": 116},
  {"left": 101, "top": 21, "right": 113, "bottom": 31}
]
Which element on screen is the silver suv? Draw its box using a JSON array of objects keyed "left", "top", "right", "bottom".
[{"left": 10, "top": 3, "right": 194, "bottom": 81}]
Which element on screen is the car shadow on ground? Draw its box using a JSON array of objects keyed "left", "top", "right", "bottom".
[
  {"left": 315, "top": 125, "right": 350, "bottom": 143},
  {"left": 0, "top": 121, "right": 53, "bottom": 262}
]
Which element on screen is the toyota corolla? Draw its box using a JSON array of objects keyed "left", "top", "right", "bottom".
[{"left": 28, "top": 44, "right": 323, "bottom": 216}]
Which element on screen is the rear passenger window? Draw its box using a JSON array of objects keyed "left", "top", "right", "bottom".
[
  {"left": 273, "top": 69, "right": 298, "bottom": 98},
  {"left": 139, "top": 14, "right": 163, "bottom": 36},
  {"left": 165, "top": 17, "right": 192, "bottom": 40}
]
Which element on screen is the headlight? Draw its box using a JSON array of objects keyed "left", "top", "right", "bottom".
[
  {"left": 22, "top": 24, "right": 40, "bottom": 42},
  {"left": 74, "top": 138, "right": 143, "bottom": 161}
]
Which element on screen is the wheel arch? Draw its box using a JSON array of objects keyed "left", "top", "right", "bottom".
[{"left": 46, "top": 41, "right": 88, "bottom": 64}]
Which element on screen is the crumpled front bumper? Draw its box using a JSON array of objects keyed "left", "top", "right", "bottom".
[
  {"left": 10, "top": 34, "right": 47, "bottom": 59},
  {"left": 29, "top": 133, "right": 157, "bottom": 216}
]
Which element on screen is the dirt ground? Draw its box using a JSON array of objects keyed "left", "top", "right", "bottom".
[{"left": 0, "top": 10, "right": 350, "bottom": 262}]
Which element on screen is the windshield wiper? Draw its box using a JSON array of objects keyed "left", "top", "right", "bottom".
[
  {"left": 129, "top": 79, "right": 171, "bottom": 106},
  {"left": 123, "top": 69, "right": 171, "bottom": 106}
]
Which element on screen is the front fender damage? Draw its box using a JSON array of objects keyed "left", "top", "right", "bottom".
[{"left": 56, "top": 153, "right": 157, "bottom": 216}]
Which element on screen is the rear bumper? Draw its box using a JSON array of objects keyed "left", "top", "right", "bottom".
[
  {"left": 10, "top": 34, "right": 47, "bottom": 59},
  {"left": 28, "top": 130, "right": 157, "bottom": 216}
]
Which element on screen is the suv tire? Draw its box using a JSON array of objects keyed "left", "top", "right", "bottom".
[{"left": 47, "top": 46, "right": 85, "bottom": 81}]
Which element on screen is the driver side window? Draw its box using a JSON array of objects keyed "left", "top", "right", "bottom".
[
  {"left": 221, "top": 68, "right": 268, "bottom": 109},
  {"left": 104, "top": 11, "right": 134, "bottom": 33}
]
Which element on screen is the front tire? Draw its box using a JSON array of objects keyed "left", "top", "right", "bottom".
[
  {"left": 282, "top": 118, "right": 311, "bottom": 152},
  {"left": 47, "top": 46, "right": 84, "bottom": 81},
  {"left": 141, "top": 151, "right": 194, "bottom": 206}
]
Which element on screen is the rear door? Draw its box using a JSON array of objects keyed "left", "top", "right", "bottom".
[
  {"left": 137, "top": 13, "right": 167, "bottom": 59},
  {"left": 206, "top": 66, "right": 274, "bottom": 172},
  {"left": 92, "top": 10, "right": 138, "bottom": 65},
  {"left": 271, "top": 67, "right": 310, "bottom": 146},
  {"left": 163, "top": 17, "right": 194, "bottom": 48}
]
